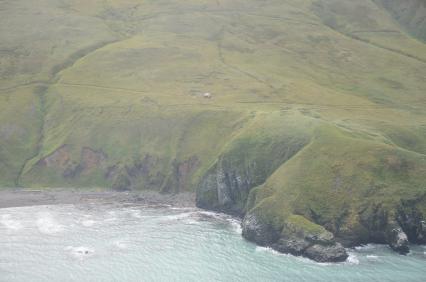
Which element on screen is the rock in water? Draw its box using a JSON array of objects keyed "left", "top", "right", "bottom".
[
  {"left": 386, "top": 224, "right": 410, "bottom": 255},
  {"left": 241, "top": 213, "right": 281, "bottom": 246},
  {"left": 304, "top": 243, "right": 348, "bottom": 263},
  {"left": 242, "top": 213, "right": 348, "bottom": 262}
]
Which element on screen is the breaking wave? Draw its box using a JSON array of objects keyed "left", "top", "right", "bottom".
[
  {"left": 345, "top": 253, "right": 360, "bottom": 265},
  {"left": 0, "top": 214, "right": 23, "bottom": 230},
  {"left": 65, "top": 246, "right": 95, "bottom": 260},
  {"left": 36, "top": 213, "right": 63, "bottom": 234}
]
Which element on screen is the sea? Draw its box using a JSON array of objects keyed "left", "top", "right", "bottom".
[{"left": 0, "top": 204, "right": 425, "bottom": 281}]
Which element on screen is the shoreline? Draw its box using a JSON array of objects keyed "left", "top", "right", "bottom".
[
  {"left": 0, "top": 188, "right": 195, "bottom": 209},
  {"left": 3, "top": 188, "right": 424, "bottom": 264}
]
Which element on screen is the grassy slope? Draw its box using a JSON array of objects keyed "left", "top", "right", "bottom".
[
  {"left": 373, "top": 0, "right": 426, "bottom": 42},
  {"left": 0, "top": 86, "right": 41, "bottom": 186},
  {"left": 0, "top": 0, "right": 425, "bottom": 236},
  {"left": 247, "top": 125, "right": 426, "bottom": 241}
]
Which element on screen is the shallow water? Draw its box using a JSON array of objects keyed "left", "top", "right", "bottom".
[{"left": 0, "top": 204, "right": 425, "bottom": 282}]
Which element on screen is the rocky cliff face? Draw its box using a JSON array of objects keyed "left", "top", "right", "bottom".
[
  {"left": 196, "top": 125, "right": 426, "bottom": 262},
  {"left": 196, "top": 113, "right": 312, "bottom": 216},
  {"left": 396, "top": 196, "right": 426, "bottom": 245},
  {"left": 243, "top": 213, "right": 348, "bottom": 262}
]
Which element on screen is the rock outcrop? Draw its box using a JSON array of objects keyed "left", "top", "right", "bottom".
[
  {"left": 196, "top": 115, "right": 311, "bottom": 216},
  {"left": 386, "top": 223, "right": 409, "bottom": 255},
  {"left": 396, "top": 197, "right": 426, "bottom": 244},
  {"left": 196, "top": 162, "right": 255, "bottom": 216},
  {"left": 196, "top": 124, "right": 426, "bottom": 262},
  {"left": 242, "top": 213, "right": 348, "bottom": 262},
  {"left": 241, "top": 213, "right": 281, "bottom": 246}
]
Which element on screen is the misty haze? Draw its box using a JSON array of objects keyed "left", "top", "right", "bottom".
[{"left": 0, "top": 0, "right": 425, "bottom": 281}]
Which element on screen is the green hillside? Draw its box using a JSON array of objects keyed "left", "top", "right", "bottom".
[{"left": 1, "top": 0, "right": 425, "bottom": 261}]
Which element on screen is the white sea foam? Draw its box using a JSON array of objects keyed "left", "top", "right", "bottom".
[
  {"left": 130, "top": 210, "right": 142, "bottom": 218},
  {"left": 227, "top": 218, "right": 242, "bottom": 234},
  {"left": 162, "top": 212, "right": 205, "bottom": 225},
  {"left": 81, "top": 219, "right": 96, "bottom": 227},
  {"left": 255, "top": 246, "right": 282, "bottom": 256},
  {"left": 196, "top": 211, "right": 242, "bottom": 233},
  {"left": 169, "top": 207, "right": 195, "bottom": 211},
  {"left": 166, "top": 210, "right": 237, "bottom": 226},
  {"left": 366, "top": 255, "right": 380, "bottom": 260},
  {"left": 4, "top": 204, "right": 426, "bottom": 281},
  {"left": 113, "top": 240, "right": 128, "bottom": 249},
  {"left": 198, "top": 211, "right": 222, "bottom": 218},
  {"left": 104, "top": 211, "right": 118, "bottom": 222},
  {"left": 65, "top": 246, "right": 95, "bottom": 260},
  {"left": 161, "top": 212, "right": 194, "bottom": 221},
  {"left": 183, "top": 218, "right": 199, "bottom": 225},
  {"left": 0, "top": 214, "right": 23, "bottom": 230},
  {"left": 346, "top": 253, "right": 360, "bottom": 265},
  {"left": 354, "top": 244, "right": 377, "bottom": 251},
  {"left": 36, "top": 213, "right": 63, "bottom": 234}
]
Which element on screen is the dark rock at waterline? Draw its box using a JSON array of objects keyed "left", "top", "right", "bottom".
[
  {"left": 386, "top": 223, "right": 410, "bottom": 255},
  {"left": 275, "top": 215, "right": 348, "bottom": 262},
  {"left": 195, "top": 137, "right": 308, "bottom": 217},
  {"left": 241, "top": 213, "right": 281, "bottom": 246},
  {"left": 196, "top": 164, "right": 254, "bottom": 217},
  {"left": 419, "top": 221, "right": 426, "bottom": 243},
  {"left": 196, "top": 148, "right": 426, "bottom": 262},
  {"left": 304, "top": 243, "right": 348, "bottom": 263},
  {"left": 242, "top": 213, "right": 348, "bottom": 262},
  {"left": 396, "top": 200, "right": 426, "bottom": 244},
  {"left": 272, "top": 237, "right": 311, "bottom": 256}
]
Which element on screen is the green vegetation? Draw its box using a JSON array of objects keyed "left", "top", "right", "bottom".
[
  {"left": 373, "top": 0, "right": 426, "bottom": 42},
  {"left": 285, "top": 215, "right": 328, "bottom": 237},
  {"left": 246, "top": 125, "right": 426, "bottom": 244},
  {"left": 1, "top": 0, "right": 425, "bottom": 252}
]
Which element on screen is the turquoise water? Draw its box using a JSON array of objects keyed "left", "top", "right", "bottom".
[{"left": 0, "top": 204, "right": 425, "bottom": 282}]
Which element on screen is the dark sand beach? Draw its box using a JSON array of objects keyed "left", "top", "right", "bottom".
[{"left": 0, "top": 188, "right": 195, "bottom": 209}]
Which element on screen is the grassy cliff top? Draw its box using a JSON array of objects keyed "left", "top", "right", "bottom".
[{"left": 0, "top": 0, "right": 425, "bottom": 197}]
